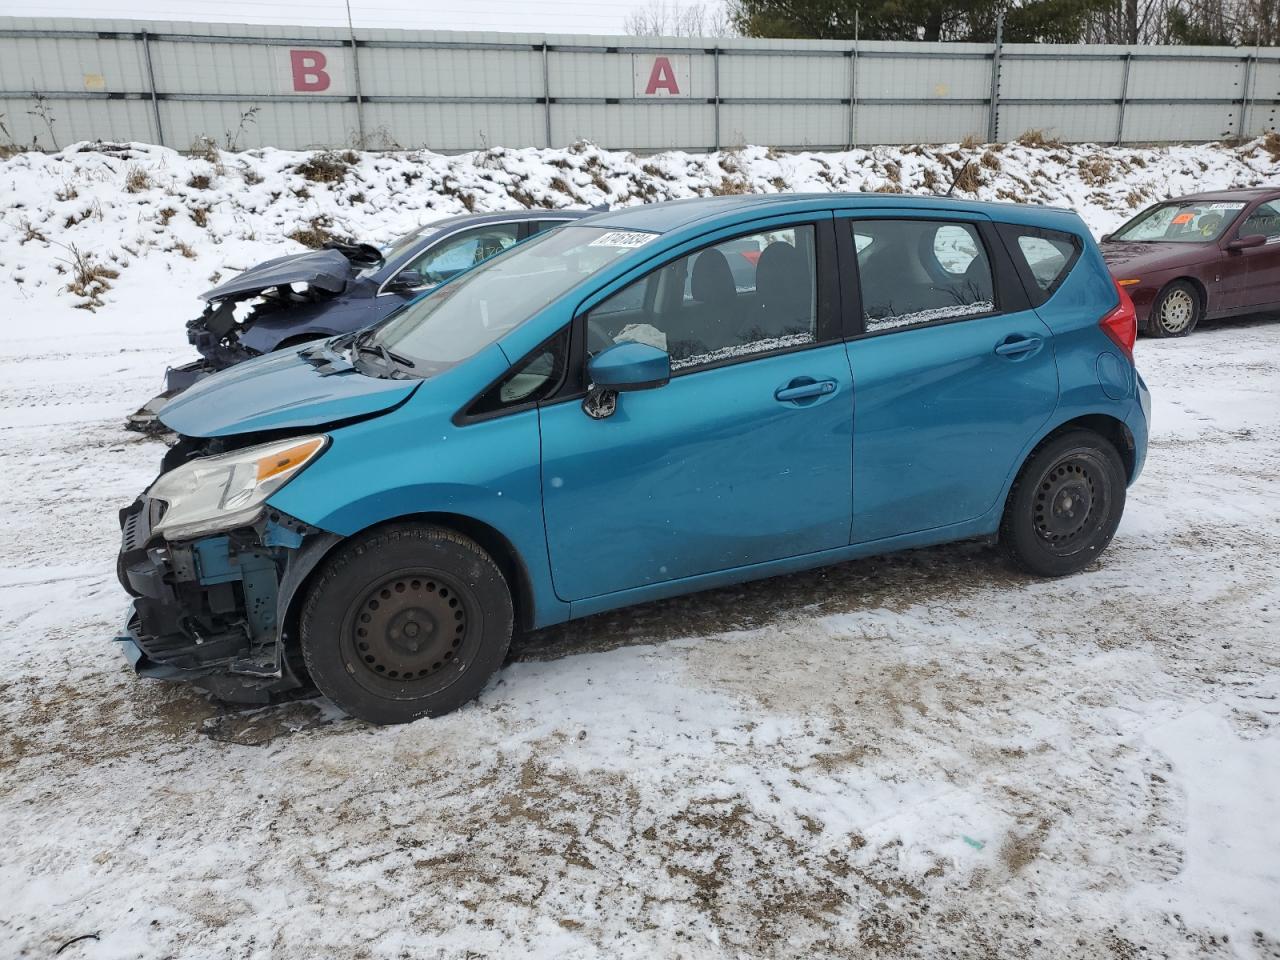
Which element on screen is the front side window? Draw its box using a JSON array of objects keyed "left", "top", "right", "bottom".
[
  {"left": 586, "top": 225, "right": 818, "bottom": 372},
  {"left": 853, "top": 220, "right": 995, "bottom": 333},
  {"left": 370, "top": 225, "right": 658, "bottom": 375},
  {"left": 1111, "top": 201, "right": 1245, "bottom": 243},
  {"left": 1239, "top": 201, "right": 1280, "bottom": 240},
  {"left": 403, "top": 224, "right": 521, "bottom": 287}
]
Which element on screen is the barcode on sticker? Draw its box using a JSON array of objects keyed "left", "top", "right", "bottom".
[
  {"left": 589, "top": 230, "right": 658, "bottom": 249},
  {"left": 1207, "top": 202, "right": 1246, "bottom": 210}
]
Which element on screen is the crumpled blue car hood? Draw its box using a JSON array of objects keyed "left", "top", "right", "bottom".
[
  {"left": 158, "top": 345, "right": 418, "bottom": 438},
  {"left": 201, "top": 248, "right": 353, "bottom": 302}
]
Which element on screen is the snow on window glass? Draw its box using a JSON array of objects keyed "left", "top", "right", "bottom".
[
  {"left": 853, "top": 219, "right": 995, "bottom": 334},
  {"left": 587, "top": 224, "right": 818, "bottom": 372}
]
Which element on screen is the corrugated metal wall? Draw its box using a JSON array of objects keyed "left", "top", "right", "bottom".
[{"left": 0, "top": 16, "right": 1276, "bottom": 153}]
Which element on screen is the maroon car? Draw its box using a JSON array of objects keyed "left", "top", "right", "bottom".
[{"left": 1100, "top": 187, "right": 1280, "bottom": 337}]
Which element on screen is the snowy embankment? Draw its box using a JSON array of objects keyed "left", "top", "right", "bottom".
[
  {"left": 0, "top": 139, "right": 1278, "bottom": 958},
  {"left": 1, "top": 135, "right": 1278, "bottom": 315}
]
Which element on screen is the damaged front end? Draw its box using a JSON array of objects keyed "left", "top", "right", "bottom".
[
  {"left": 115, "top": 434, "right": 339, "bottom": 704},
  {"left": 126, "top": 243, "right": 381, "bottom": 433}
]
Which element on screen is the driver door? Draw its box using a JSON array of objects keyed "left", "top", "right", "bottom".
[{"left": 537, "top": 218, "right": 854, "bottom": 603}]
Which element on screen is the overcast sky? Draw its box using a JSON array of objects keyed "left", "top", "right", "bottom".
[{"left": 1, "top": 0, "right": 657, "bottom": 34}]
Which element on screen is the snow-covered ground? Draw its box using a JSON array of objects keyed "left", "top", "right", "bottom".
[{"left": 1, "top": 140, "right": 1279, "bottom": 959}]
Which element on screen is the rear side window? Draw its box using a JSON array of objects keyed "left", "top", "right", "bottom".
[
  {"left": 997, "top": 224, "right": 1082, "bottom": 306},
  {"left": 851, "top": 219, "right": 996, "bottom": 334}
]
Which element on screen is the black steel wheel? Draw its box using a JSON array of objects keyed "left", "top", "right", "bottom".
[
  {"left": 1001, "top": 429, "right": 1127, "bottom": 577},
  {"left": 300, "top": 524, "right": 513, "bottom": 724}
]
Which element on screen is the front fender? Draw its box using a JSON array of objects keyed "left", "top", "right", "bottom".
[{"left": 265, "top": 350, "right": 569, "bottom": 629}]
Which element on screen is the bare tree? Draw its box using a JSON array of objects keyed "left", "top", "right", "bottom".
[{"left": 625, "top": 0, "right": 734, "bottom": 37}]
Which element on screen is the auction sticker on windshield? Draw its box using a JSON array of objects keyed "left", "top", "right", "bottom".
[{"left": 589, "top": 230, "right": 659, "bottom": 249}]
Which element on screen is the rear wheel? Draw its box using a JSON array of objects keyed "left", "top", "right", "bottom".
[
  {"left": 1000, "top": 430, "right": 1127, "bottom": 577},
  {"left": 300, "top": 524, "right": 513, "bottom": 724},
  {"left": 1147, "top": 280, "right": 1200, "bottom": 337}
]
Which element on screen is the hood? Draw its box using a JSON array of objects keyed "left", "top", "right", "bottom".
[
  {"left": 158, "top": 344, "right": 418, "bottom": 438},
  {"left": 1100, "top": 240, "right": 1216, "bottom": 276},
  {"left": 201, "top": 242, "right": 382, "bottom": 302}
]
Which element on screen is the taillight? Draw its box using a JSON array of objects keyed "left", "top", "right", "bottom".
[{"left": 1100, "top": 281, "right": 1137, "bottom": 363}]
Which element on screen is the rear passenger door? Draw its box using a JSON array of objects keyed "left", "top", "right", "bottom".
[
  {"left": 1233, "top": 200, "right": 1280, "bottom": 309},
  {"left": 839, "top": 213, "right": 1060, "bottom": 544}
]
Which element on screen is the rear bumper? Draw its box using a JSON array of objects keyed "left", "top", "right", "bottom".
[{"left": 1127, "top": 371, "right": 1152, "bottom": 484}]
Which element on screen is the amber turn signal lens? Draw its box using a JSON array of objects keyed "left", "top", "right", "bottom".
[
  {"left": 255, "top": 436, "right": 326, "bottom": 483},
  {"left": 1116, "top": 278, "right": 1141, "bottom": 287}
]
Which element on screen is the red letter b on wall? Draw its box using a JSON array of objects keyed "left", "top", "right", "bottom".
[{"left": 290, "top": 50, "right": 330, "bottom": 92}]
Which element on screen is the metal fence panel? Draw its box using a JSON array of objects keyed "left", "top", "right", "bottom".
[{"left": 0, "top": 16, "right": 1276, "bottom": 154}]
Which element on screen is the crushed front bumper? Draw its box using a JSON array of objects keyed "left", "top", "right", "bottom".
[{"left": 115, "top": 496, "right": 335, "bottom": 704}]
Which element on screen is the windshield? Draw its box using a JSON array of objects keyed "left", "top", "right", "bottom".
[
  {"left": 1111, "top": 201, "right": 1246, "bottom": 243},
  {"left": 379, "top": 224, "right": 441, "bottom": 264},
  {"left": 368, "top": 225, "right": 659, "bottom": 374}
]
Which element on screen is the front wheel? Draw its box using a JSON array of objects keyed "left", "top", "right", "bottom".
[
  {"left": 300, "top": 524, "right": 513, "bottom": 724},
  {"left": 1147, "top": 280, "right": 1201, "bottom": 337},
  {"left": 1000, "top": 430, "right": 1127, "bottom": 578}
]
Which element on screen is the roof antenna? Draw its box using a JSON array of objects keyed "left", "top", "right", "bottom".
[{"left": 946, "top": 160, "right": 973, "bottom": 197}]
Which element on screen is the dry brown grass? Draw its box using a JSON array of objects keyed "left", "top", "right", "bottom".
[
  {"left": 959, "top": 134, "right": 982, "bottom": 149},
  {"left": 157, "top": 206, "right": 178, "bottom": 227},
  {"left": 123, "top": 164, "right": 152, "bottom": 193},
  {"left": 18, "top": 218, "right": 47, "bottom": 244},
  {"left": 54, "top": 181, "right": 78, "bottom": 202},
  {"left": 170, "top": 239, "right": 197, "bottom": 259},
  {"left": 1262, "top": 131, "right": 1280, "bottom": 163},
  {"left": 61, "top": 244, "right": 120, "bottom": 310},
  {"left": 709, "top": 176, "right": 751, "bottom": 196},
  {"left": 980, "top": 150, "right": 1001, "bottom": 171},
  {"left": 287, "top": 215, "right": 348, "bottom": 248},
  {"left": 951, "top": 161, "right": 982, "bottom": 194},
  {"left": 1077, "top": 155, "right": 1115, "bottom": 186},
  {"left": 295, "top": 151, "right": 351, "bottom": 183},
  {"left": 186, "top": 173, "right": 212, "bottom": 190},
  {"left": 190, "top": 205, "right": 210, "bottom": 228},
  {"left": 1016, "top": 129, "right": 1063, "bottom": 149},
  {"left": 921, "top": 167, "right": 940, "bottom": 191}
]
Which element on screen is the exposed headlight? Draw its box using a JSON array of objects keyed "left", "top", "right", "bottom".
[{"left": 150, "top": 435, "right": 327, "bottom": 541}]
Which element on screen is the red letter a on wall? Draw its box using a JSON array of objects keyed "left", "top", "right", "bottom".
[
  {"left": 645, "top": 57, "right": 680, "bottom": 96},
  {"left": 290, "top": 50, "right": 331, "bottom": 92}
]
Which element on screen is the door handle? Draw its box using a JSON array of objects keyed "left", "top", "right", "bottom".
[
  {"left": 775, "top": 379, "right": 837, "bottom": 403},
  {"left": 994, "top": 336, "right": 1043, "bottom": 358}
]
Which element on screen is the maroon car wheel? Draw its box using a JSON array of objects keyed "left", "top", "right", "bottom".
[{"left": 1148, "top": 281, "right": 1201, "bottom": 338}]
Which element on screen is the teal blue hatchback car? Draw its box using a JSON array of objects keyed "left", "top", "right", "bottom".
[{"left": 117, "top": 194, "right": 1149, "bottom": 723}]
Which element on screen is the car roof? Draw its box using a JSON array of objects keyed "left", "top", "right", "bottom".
[
  {"left": 580, "top": 192, "right": 1085, "bottom": 235},
  {"left": 1169, "top": 186, "right": 1280, "bottom": 203},
  {"left": 425, "top": 208, "right": 594, "bottom": 231}
]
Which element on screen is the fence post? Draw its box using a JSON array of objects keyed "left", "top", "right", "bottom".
[
  {"left": 346, "top": 25, "right": 365, "bottom": 146},
  {"left": 986, "top": 14, "right": 1003, "bottom": 143},
  {"left": 140, "top": 29, "right": 165, "bottom": 147},
  {"left": 1115, "top": 51, "right": 1131, "bottom": 145},
  {"left": 713, "top": 46, "right": 721, "bottom": 152},
  {"left": 542, "top": 42, "right": 552, "bottom": 148},
  {"left": 847, "top": 44, "right": 858, "bottom": 149},
  {"left": 1238, "top": 52, "right": 1255, "bottom": 139}
]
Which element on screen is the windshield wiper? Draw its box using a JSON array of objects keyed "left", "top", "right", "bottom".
[{"left": 352, "top": 329, "right": 417, "bottom": 370}]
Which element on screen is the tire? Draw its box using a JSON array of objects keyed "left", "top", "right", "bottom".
[
  {"left": 1000, "top": 430, "right": 1127, "bottom": 578},
  {"left": 1146, "top": 280, "right": 1201, "bottom": 338},
  {"left": 299, "top": 524, "right": 513, "bottom": 724}
]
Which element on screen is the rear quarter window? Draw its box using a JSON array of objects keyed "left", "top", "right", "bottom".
[{"left": 997, "top": 224, "right": 1082, "bottom": 306}]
